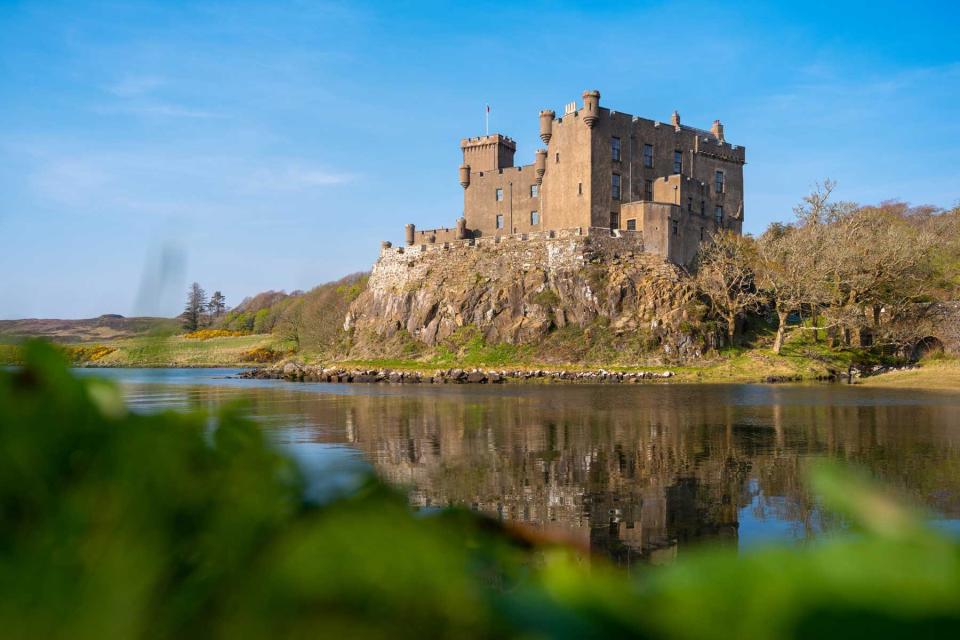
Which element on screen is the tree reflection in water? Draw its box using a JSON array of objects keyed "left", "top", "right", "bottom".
[{"left": 117, "top": 377, "right": 960, "bottom": 568}]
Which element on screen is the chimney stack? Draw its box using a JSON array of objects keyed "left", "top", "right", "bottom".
[{"left": 711, "top": 119, "right": 725, "bottom": 142}]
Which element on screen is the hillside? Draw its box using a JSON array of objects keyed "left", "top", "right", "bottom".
[{"left": 0, "top": 315, "right": 179, "bottom": 344}]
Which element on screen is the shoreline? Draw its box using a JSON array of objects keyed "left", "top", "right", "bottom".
[{"left": 240, "top": 362, "right": 832, "bottom": 385}]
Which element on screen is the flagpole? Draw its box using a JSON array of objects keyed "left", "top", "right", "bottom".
[{"left": 485, "top": 104, "right": 489, "bottom": 136}]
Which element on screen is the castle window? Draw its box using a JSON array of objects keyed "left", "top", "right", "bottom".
[
  {"left": 673, "top": 150, "right": 683, "bottom": 174},
  {"left": 672, "top": 220, "right": 679, "bottom": 236},
  {"left": 555, "top": 152, "right": 560, "bottom": 163},
  {"left": 643, "top": 144, "right": 653, "bottom": 168},
  {"left": 611, "top": 174, "right": 621, "bottom": 200},
  {"left": 644, "top": 180, "right": 653, "bottom": 201},
  {"left": 715, "top": 205, "right": 724, "bottom": 225},
  {"left": 687, "top": 197, "right": 693, "bottom": 212},
  {"left": 610, "top": 212, "right": 620, "bottom": 230},
  {"left": 700, "top": 227, "right": 704, "bottom": 241},
  {"left": 715, "top": 170, "right": 725, "bottom": 194},
  {"left": 701, "top": 200, "right": 706, "bottom": 215},
  {"left": 530, "top": 211, "right": 540, "bottom": 225},
  {"left": 578, "top": 182, "right": 582, "bottom": 195},
  {"left": 496, "top": 214, "right": 505, "bottom": 229},
  {"left": 495, "top": 188, "right": 503, "bottom": 202},
  {"left": 530, "top": 184, "right": 539, "bottom": 198},
  {"left": 626, "top": 219, "right": 636, "bottom": 231},
  {"left": 611, "top": 136, "right": 621, "bottom": 161}
]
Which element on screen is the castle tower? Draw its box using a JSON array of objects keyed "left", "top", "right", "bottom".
[
  {"left": 539, "top": 110, "right": 555, "bottom": 144},
  {"left": 460, "top": 134, "right": 516, "bottom": 172},
  {"left": 534, "top": 149, "right": 547, "bottom": 185},
  {"left": 582, "top": 90, "right": 600, "bottom": 128}
]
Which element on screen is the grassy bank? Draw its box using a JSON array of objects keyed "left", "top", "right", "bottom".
[
  {"left": 98, "top": 334, "right": 289, "bottom": 367},
  {"left": 310, "top": 334, "right": 852, "bottom": 383},
  {"left": 323, "top": 352, "right": 836, "bottom": 383},
  {"left": 1, "top": 334, "right": 289, "bottom": 367},
  {"left": 7, "top": 328, "right": 950, "bottom": 387},
  {"left": 859, "top": 358, "right": 960, "bottom": 391}
]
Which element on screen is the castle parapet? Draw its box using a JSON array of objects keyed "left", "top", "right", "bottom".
[{"left": 460, "top": 134, "right": 516, "bottom": 172}]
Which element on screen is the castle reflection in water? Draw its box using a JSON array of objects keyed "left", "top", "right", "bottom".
[
  {"left": 275, "top": 383, "right": 960, "bottom": 567},
  {"left": 122, "top": 376, "right": 960, "bottom": 567}
]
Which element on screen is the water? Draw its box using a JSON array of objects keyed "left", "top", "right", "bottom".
[{"left": 74, "top": 367, "right": 960, "bottom": 567}]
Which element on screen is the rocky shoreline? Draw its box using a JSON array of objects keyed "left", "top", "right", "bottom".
[
  {"left": 236, "top": 361, "right": 919, "bottom": 386},
  {"left": 240, "top": 362, "right": 676, "bottom": 384}
]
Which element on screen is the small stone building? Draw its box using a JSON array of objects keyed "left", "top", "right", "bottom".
[{"left": 401, "top": 90, "right": 746, "bottom": 266}]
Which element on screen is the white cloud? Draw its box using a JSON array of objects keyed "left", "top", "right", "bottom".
[
  {"left": 241, "top": 164, "right": 356, "bottom": 192},
  {"left": 100, "top": 75, "right": 221, "bottom": 119},
  {"left": 106, "top": 75, "right": 166, "bottom": 97},
  {"left": 96, "top": 103, "right": 222, "bottom": 119}
]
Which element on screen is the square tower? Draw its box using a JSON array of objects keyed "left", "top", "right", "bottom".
[{"left": 460, "top": 134, "right": 516, "bottom": 172}]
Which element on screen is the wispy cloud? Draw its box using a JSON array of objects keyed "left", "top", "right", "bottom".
[
  {"left": 106, "top": 75, "right": 166, "bottom": 97},
  {"left": 95, "top": 103, "right": 222, "bottom": 119},
  {"left": 241, "top": 164, "right": 357, "bottom": 192},
  {"left": 99, "top": 74, "right": 222, "bottom": 119}
]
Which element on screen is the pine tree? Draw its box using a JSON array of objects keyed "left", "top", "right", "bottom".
[
  {"left": 208, "top": 291, "right": 227, "bottom": 318},
  {"left": 182, "top": 283, "right": 208, "bottom": 332}
]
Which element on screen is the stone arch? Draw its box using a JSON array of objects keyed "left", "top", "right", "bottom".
[{"left": 910, "top": 336, "right": 945, "bottom": 361}]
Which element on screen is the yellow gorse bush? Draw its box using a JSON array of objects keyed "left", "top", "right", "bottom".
[{"left": 184, "top": 329, "right": 247, "bottom": 340}]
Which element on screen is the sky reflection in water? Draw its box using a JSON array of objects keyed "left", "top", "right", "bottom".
[{"left": 74, "top": 368, "right": 960, "bottom": 567}]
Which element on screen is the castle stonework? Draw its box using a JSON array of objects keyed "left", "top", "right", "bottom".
[{"left": 401, "top": 90, "right": 746, "bottom": 266}]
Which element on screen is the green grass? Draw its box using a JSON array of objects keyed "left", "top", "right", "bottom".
[
  {"left": 88, "top": 334, "right": 286, "bottom": 367},
  {"left": 860, "top": 358, "right": 960, "bottom": 391}
]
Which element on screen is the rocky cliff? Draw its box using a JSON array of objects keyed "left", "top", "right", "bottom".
[{"left": 345, "top": 230, "right": 709, "bottom": 363}]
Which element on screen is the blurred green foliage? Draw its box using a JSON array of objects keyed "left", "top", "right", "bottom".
[{"left": 2, "top": 341, "right": 959, "bottom": 639}]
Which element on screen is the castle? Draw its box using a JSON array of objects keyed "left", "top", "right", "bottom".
[{"left": 398, "top": 90, "right": 746, "bottom": 266}]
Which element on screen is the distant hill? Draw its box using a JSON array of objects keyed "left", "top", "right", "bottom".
[{"left": 0, "top": 315, "right": 180, "bottom": 343}]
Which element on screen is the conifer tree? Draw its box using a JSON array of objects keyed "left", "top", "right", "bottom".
[
  {"left": 182, "top": 282, "right": 208, "bottom": 332},
  {"left": 208, "top": 291, "right": 226, "bottom": 318}
]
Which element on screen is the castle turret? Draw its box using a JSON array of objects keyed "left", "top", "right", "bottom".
[
  {"left": 539, "top": 110, "right": 555, "bottom": 144},
  {"left": 460, "top": 134, "right": 516, "bottom": 172},
  {"left": 534, "top": 149, "right": 547, "bottom": 185},
  {"left": 582, "top": 90, "right": 600, "bottom": 128},
  {"left": 459, "top": 163, "right": 470, "bottom": 189},
  {"left": 711, "top": 119, "right": 724, "bottom": 142},
  {"left": 405, "top": 223, "right": 415, "bottom": 246},
  {"left": 456, "top": 217, "right": 467, "bottom": 240},
  {"left": 671, "top": 110, "right": 681, "bottom": 130}
]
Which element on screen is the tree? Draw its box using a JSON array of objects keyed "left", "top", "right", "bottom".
[
  {"left": 182, "top": 282, "right": 208, "bottom": 332},
  {"left": 755, "top": 224, "right": 820, "bottom": 354},
  {"left": 693, "top": 231, "right": 763, "bottom": 346},
  {"left": 208, "top": 291, "right": 227, "bottom": 318}
]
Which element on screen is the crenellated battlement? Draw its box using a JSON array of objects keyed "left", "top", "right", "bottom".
[
  {"left": 381, "top": 227, "right": 643, "bottom": 260},
  {"left": 396, "top": 88, "right": 745, "bottom": 268}
]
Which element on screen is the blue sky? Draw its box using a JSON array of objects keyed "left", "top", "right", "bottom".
[{"left": 1, "top": 0, "right": 958, "bottom": 319}]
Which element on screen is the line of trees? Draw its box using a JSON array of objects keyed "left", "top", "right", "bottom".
[
  {"left": 182, "top": 283, "right": 228, "bottom": 332},
  {"left": 693, "top": 181, "right": 959, "bottom": 354}
]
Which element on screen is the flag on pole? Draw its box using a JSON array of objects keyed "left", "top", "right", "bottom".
[{"left": 485, "top": 104, "right": 490, "bottom": 135}]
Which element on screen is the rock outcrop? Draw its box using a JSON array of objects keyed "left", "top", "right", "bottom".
[{"left": 345, "top": 229, "right": 708, "bottom": 361}]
